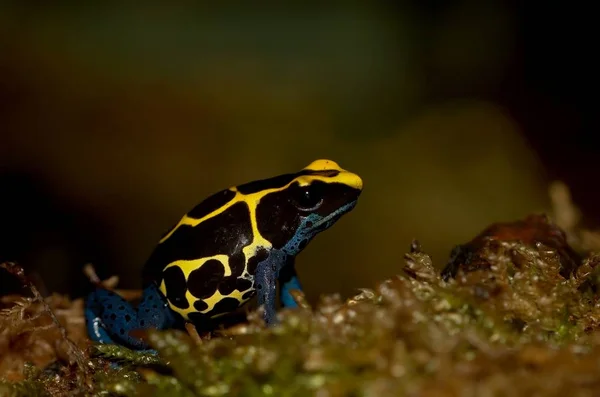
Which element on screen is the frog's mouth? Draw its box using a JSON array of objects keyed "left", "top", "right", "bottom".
[
  {"left": 283, "top": 199, "right": 359, "bottom": 256},
  {"left": 309, "top": 199, "right": 358, "bottom": 234}
]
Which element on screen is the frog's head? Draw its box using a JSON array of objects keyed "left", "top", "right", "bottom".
[{"left": 246, "top": 159, "right": 363, "bottom": 256}]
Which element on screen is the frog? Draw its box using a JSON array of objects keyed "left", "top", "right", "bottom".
[{"left": 85, "top": 159, "right": 363, "bottom": 350}]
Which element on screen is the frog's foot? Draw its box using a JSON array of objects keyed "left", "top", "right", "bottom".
[{"left": 85, "top": 284, "right": 176, "bottom": 350}]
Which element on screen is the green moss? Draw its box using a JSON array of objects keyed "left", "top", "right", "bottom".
[
  {"left": 0, "top": 380, "right": 49, "bottom": 397},
  {"left": 4, "top": 233, "right": 600, "bottom": 395}
]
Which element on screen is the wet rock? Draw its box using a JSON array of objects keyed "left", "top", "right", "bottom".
[{"left": 441, "top": 214, "right": 581, "bottom": 281}]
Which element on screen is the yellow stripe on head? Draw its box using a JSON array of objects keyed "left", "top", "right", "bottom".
[
  {"left": 303, "top": 159, "right": 343, "bottom": 172},
  {"left": 300, "top": 159, "right": 363, "bottom": 191},
  {"left": 159, "top": 159, "right": 362, "bottom": 244}
]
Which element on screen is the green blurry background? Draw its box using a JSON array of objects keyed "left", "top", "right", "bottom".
[{"left": 0, "top": 3, "right": 595, "bottom": 303}]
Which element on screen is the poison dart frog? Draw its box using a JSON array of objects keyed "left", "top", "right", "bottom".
[{"left": 85, "top": 159, "right": 363, "bottom": 350}]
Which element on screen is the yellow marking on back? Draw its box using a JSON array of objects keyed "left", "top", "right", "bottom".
[
  {"left": 159, "top": 255, "right": 233, "bottom": 315},
  {"left": 167, "top": 287, "right": 251, "bottom": 320},
  {"left": 162, "top": 255, "right": 232, "bottom": 279},
  {"left": 158, "top": 188, "right": 273, "bottom": 247},
  {"left": 159, "top": 254, "right": 254, "bottom": 319},
  {"left": 201, "top": 289, "right": 249, "bottom": 316},
  {"left": 159, "top": 159, "right": 362, "bottom": 244}
]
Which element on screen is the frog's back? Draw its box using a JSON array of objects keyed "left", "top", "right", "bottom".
[
  {"left": 143, "top": 188, "right": 245, "bottom": 283},
  {"left": 142, "top": 169, "right": 316, "bottom": 286}
]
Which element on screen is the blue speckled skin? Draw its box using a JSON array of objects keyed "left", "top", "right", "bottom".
[{"left": 85, "top": 284, "right": 177, "bottom": 350}]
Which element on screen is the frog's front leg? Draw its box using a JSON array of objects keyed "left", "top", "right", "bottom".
[
  {"left": 278, "top": 261, "right": 302, "bottom": 309},
  {"left": 85, "top": 283, "right": 176, "bottom": 350},
  {"left": 255, "top": 251, "right": 289, "bottom": 325}
]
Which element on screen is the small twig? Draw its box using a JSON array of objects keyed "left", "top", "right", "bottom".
[
  {"left": 184, "top": 323, "right": 204, "bottom": 346},
  {"left": 83, "top": 262, "right": 102, "bottom": 285},
  {"left": 29, "top": 272, "right": 50, "bottom": 298},
  {"left": 83, "top": 263, "right": 119, "bottom": 288},
  {"left": 83, "top": 263, "right": 143, "bottom": 301},
  {"left": 549, "top": 181, "right": 581, "bottom": 234},
  {"left": 289, "top": 289, "right": 312, "bottom": 310},
  {"left": 549, "top": 181, "right": 600, "bottom": 251}
]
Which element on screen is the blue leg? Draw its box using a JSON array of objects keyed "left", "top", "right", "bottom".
[
  {"left": 85, "top": 283, "right": 177, "bottom": 350},
  {"left": 278, "top": 264, "right": 302, "bottom": 308},
  {"left": 256, "top": 252, "right": 288, "bottom": 325}
]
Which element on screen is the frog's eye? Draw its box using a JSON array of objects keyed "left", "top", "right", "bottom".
[{"left": 292, "top": 186, "right": 324, "bottom": 212}]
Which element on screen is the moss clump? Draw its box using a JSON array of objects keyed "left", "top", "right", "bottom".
[
  {"left": 3, "top": 207, "right": 600, "bottom": 395},
  {"left": 128, "top": 237, "right": 600, "bottom": 396}
]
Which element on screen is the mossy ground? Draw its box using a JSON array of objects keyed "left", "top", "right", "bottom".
[{"left": 2, "top": 182, "right": 600, "bottom": 396}]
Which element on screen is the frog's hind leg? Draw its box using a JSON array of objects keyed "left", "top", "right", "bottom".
[{"left": 85, "top": 284, "right": 176, "bottom": 350}]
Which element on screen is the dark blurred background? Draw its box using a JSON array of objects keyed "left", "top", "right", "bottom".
[{"left": 0, "top": 2, "right": 596, "bottom": 302}]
